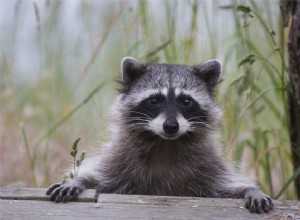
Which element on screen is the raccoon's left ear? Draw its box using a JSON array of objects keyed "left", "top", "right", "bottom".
[
  {"left": 121, "top": 56, "right": 144, "bottom": 85},
  {"left": 194, "top": 60, "right": 221, "bottom": 88}
]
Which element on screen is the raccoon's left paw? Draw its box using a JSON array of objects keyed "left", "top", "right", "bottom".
[{"left": 245, "top": 188, "right": 273, "bottom": 214}]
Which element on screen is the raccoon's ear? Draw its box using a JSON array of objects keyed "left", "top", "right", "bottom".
[
  {"left": 121, "top": 57, "right": 144, "bottom": 85},
  {"left": 194, "top": 60, "right": 221, "bottom": 88}
]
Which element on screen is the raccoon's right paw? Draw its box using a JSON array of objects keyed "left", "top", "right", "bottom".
[{"left": 46, "top": 181, "right": 84, "bottom": 203}]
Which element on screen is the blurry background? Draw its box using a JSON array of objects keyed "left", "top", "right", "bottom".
[{"left": 0, "top": 0, "right": 295, "bottom": 199}]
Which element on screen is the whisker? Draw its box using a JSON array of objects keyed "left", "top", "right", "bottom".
[
  {"left": 127, "top": 110, "right": 155, "bottom": 119},
  {"left": 187, "top": 116, "right": 208, "bottom": 121}
]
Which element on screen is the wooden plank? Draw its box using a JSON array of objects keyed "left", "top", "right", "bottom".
[
  {"left": 98, "top": 193, "right": 243, "bottom": 208},
  {"left": 0, "top": 188, "right": 300, "bottom": 220},
  {"left": 1, "top": 198, "right": 300, "bottom": 220},
  {"left": 0, "top": 187, "right": 96, "bottom": 202},
  {"left": 98, "top": 193, "right": 300, "bottom": 211},
  {"left": 0, "top": 199, "right": 271, "bottom": 220}
]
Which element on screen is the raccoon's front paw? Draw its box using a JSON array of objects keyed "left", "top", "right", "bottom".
[
  {"left": 244, "top": 188, "right": 273, "bottom": 214},
  {"left": 46, "top": 181, "right": 84, "bottom": 203}
]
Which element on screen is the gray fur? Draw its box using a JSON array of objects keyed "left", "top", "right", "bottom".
[{"left": 47, "top": 57, "right": 273, "bottom": 214}]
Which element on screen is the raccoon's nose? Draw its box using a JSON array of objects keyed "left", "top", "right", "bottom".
[{"left": 163, "top": 120, "right": 179, "bottom": 134}]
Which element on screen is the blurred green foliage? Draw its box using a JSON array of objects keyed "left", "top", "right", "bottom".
[{"left": 0, "top": 0, "right": 295, "bottom": 199}]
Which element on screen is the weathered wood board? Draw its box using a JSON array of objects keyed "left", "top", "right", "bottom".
[
  {"left": 0, "top": 187, "right": 299, "bottom": 220},
  {"left": 0, "top": 187, "right": 96, "bottom": 202}
]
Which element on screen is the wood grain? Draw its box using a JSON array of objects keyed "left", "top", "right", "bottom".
[
  {"left": 0, "top": 187, "right": 96, "bottom": 202},
  {"left": 0, "top": 187, "right": 299, "bottom": 220}
]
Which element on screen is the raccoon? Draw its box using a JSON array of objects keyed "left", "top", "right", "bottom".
[{"left": 47, "top": 57, "right": 273, "bottom": 214}]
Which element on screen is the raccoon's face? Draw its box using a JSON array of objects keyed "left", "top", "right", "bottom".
[{"left": 118, "top": 57, "right": 222, "bottom": 140}]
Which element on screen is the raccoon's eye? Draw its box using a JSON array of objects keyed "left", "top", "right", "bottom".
[
  {"left": 149, "top": 97, "right": 161, "bottom": 105},
  {"left": 181, "top": 98, "right": 193, "bottom": 107}
]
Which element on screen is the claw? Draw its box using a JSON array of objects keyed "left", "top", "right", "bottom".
[
  {"left": 268, "top": 197, "right": 273, "bottom": 210},
  {"left": 55, "top": 194, "right": 62, "bottom": 203},
  {"left": 262, "top": 198, "right": 270, "bottom": 213},
  {"left": 245, "top": 198, "right": 251, "bottom": 209},
  {"left": 50, "top": 186, "right": 63, "bottom": 201},
  {"left": 255, "top": 200, "right": 262, "bottom": 214},
  {"left": 249, "top": 199, "right": 256, "bottom": 213},
  {"left": 61, "top": 186, "right": 71, "bottom": 196},
  {"left": 73, "top": 189, "right": 81, "bottom": 199},
  {"left": 62, "top": 191, "right": 71, "bottom": 203},
  {"left": 46, "top": 183, "right": 61, "bottom": 195}
]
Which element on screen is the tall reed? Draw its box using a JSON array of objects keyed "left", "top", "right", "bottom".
[{"left": 1, "top": 0, "right": 295, "bottom": 199}]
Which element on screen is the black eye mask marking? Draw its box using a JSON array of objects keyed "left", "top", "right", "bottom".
[
  {"left": 127, "top": 94, "right": 165, "bottom": 124},
  {"left": 126, "top": 92, "right": 208, "bottom": 127},
  {"left": 177, "top": 94, "right": 208, "bottom": 123}
]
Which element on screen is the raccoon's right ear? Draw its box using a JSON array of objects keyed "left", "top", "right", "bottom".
[{"left": 121, "top": 57, "right": 144, "bottom": 85}]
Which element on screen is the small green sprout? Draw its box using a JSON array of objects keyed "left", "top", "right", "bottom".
[{"left": 62, "top": 138, "right": 85, "bottom": 182}]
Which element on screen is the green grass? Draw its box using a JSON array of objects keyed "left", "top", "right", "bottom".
[{"left": 0, "top": 0, "right": 296, "bottom": 199}]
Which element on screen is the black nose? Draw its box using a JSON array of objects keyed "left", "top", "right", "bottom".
[{"left": 163, "top": 120, "right": 179, "bottom": 134}]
